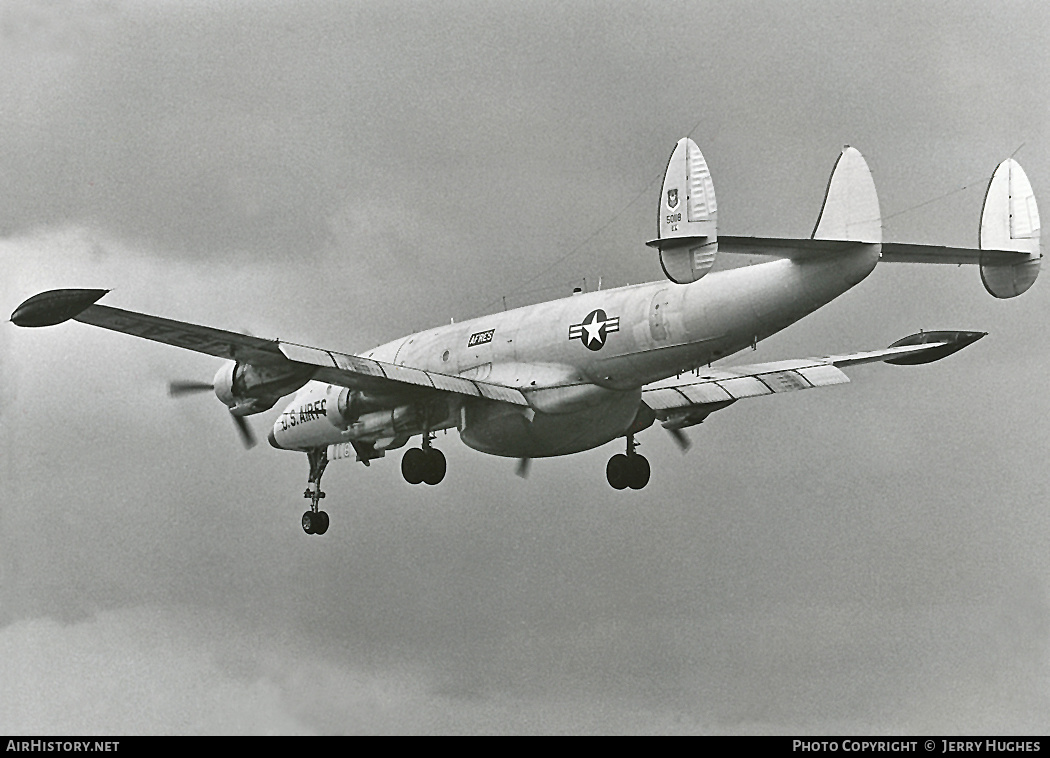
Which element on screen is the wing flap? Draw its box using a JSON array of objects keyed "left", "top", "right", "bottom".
[
  {"left": 796, "top": 363, "right": 852, "bottom": 387},
  {"left": 428, "top": 372, "right": 483, "bottom": 397},
  {"left": 644, "top": 362, "right": 850, "bottom": 412},
  {"left": 719, "top": 375, "right": 775, "bottom": 398},
  {"left": 676, "top": 382, "right": 734, "bottom": 405}
]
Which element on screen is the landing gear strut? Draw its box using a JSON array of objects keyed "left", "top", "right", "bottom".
[
  {"left": 401, "top": 433, "right": 446, "bottom": 486},
  {"left": 301, "top": 447, "right": 330, "bottom": 535},
  {"left": 606, "top": 434, "right": 650, "bottom": 490}
]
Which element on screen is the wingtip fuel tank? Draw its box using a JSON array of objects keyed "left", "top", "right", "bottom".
[
  {"left": 10, "top": 288, "right": 109, "bottom": 327},
  {"left": 883, "top": 330, "right": 986, "bottom": 365}
]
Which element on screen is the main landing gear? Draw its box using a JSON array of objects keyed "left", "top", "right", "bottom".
[
  {"left": 606, "top": 435, "right": 650, "bottom": 490},
  {"left": 401, "top": 434, "right": 446, "bottom": 486},
  {"left": 302, "top": 447, "right": 330, "bottom": 535}
]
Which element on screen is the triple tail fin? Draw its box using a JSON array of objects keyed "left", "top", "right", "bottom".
[
  {"left": 876, "top": 157, "right": 1041, "bottom": 298},
  {"left": 811, "top": 146, "right": 882, "bottom": 244},
  {"left": 716, "top": 146, "right": 883, "bottom": 260},
  {"left": 978, "top": 158, "right": 1041, "bottom": 298},
  {"left": 646, "top": 137, "right": 719, "bottom": 284},
  {"left": 714, "top": 148, "right": 1041, "bottom": 299}
]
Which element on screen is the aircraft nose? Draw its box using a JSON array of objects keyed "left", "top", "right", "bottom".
[{"left": 268, "top": 428, "right": 283, "bottom": 449}]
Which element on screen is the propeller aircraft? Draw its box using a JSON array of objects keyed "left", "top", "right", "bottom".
[{"left": 10, "top": 139, "right": 1041, "bottom": 535}]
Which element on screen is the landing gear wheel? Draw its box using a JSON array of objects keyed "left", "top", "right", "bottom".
[
  {"left": 402, "top": 447, "right": 427, "bottom": 484},
  {"left": 422, "top": 448, "right": 446, "bottom": 485},
  {"left": 302, "top": 510, "right": 317, "bottom": 534},
  {"left": 627, "top": 454, "right": 650, "bottom": 490},
  {"left": 606, "top": 454, "right": 630, "bottom": 490},
  {"left": 314, "top": 511, "right": 330, "bottom": 535}
]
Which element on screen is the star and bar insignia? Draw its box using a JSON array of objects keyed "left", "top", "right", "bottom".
[{"left": 568, "top": 309, "right": 620, "bottom": 351}]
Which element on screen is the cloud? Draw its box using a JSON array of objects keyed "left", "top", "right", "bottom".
[
  {"left": 2, "top": 0, "right": 1049, "bottom": 736},
  {"left": 0, "top": 604, "right": 706, "bottom": 735},
  {"left": 2, "top": 589, "right": 1046, "bottom": 735},
  {"left": 0, "top": 607, "right": 311, "bottom": 735}
]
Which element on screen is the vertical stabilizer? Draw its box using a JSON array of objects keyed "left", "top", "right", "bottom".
[
  {"left": 812, "top": 147, "right": 881, "bottom": 244},
  {"left": 646, "top": 137, "right": 718, "bottom": 284},
  {"left": 980, "top": 158, "right": 1041, "bottom": 298}
]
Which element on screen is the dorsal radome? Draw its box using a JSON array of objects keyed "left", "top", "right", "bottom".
[{"left": 647, "top": 137, "right": 718, "bottom": 284}]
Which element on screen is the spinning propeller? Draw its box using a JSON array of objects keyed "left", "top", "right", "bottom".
[
  {"left": 168, "top": 379, "right": 257, "bottom": 449},
  {"left": 666, "top": 427, "right": 691, "bottom": 453}
]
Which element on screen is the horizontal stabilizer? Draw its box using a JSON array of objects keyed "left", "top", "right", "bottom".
[
  {"left": 708, "top": 148, "right": 882, "bottom": 262},
  {"left": 878, "top": 244, "right": 1030, "bottom": 265},
  {"left": 720, "top": 238, "right": 1033, "bottom": 266},
  {"left": 725, "top": 156, "right": 1041, "bottom": 298},
  {"left": 719, "top": 236, "right": 870, "bottom": 259}
]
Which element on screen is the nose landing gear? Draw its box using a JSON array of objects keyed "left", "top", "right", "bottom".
[
  {"left": 302, "top": 447, "right": 330, "bottom": 535},
  {"left": 606, "top": 435, "right": 650, "bottom": 490}
]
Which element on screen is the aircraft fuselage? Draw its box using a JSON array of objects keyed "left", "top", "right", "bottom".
[{"left": 272, "top": 244, "right": 880, "bottom": 457}]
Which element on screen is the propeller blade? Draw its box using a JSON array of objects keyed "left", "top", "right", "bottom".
[
  {"left": 230, "top": 412, "right": 257, "bottom": 449},
  {"left": 667, "top": 427, "right": 692, "bottom": 453},
  {"left": 515, "top": 457, "right": 531, "bottom": 478},
  {"left": 169, "top": 376, "right": 256, "bottom": 450},
  {"left": 168, "top": 380, "right": 214, "bottom": 397}
]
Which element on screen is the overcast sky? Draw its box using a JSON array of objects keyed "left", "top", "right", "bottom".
[{"left": 2, "top": 0, "right": 1048, "bottom": 735}]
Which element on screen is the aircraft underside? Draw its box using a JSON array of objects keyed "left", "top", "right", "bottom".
[{"left": 280, "top": 385, "right": 658, "bottom": 534}]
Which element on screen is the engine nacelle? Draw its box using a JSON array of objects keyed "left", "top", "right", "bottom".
[
  {"left": 271, "top": 385, "right": 456, "bottom": 451},
  {"left": 212, "top": 360, "right": 313, "bottom": 416}
]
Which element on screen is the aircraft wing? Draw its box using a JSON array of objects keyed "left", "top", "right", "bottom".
[
  {"left": 642, "top": 330, "right": 985, "bottom": 431},
  {"left": 10, "top": 288, "right": 529, "bottom": 406},
  {"left": 277, "top": 342, "right": 528, "bottom": 405}
]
